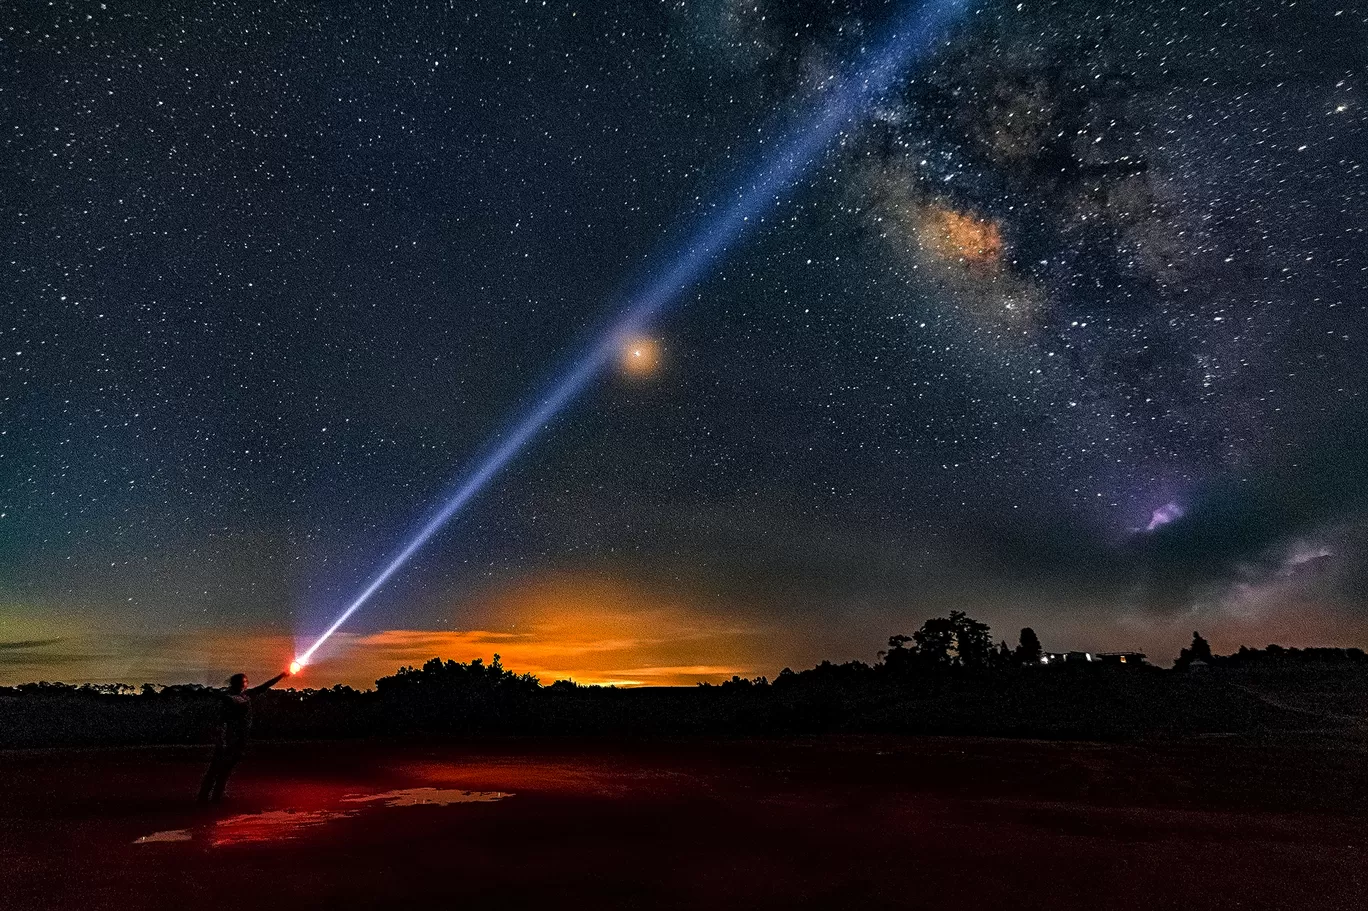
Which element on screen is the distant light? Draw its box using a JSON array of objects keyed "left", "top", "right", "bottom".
[
  {"left": 620, "top": 336, "right": 660, "bottom": 376},
  {"left": 1040, "top": 656, "right": 1049, "bottom": 664}
]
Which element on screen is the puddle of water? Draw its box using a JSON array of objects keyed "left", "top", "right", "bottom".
[
  {"left": 133, "top": 788, "right": 513, "bottom": 845},
  {"left": 342, "top": 787, "right": 514, "bottom": 807},
  {"left": 210, "top": 809, "right": 355, "bottom": 846},
  {"left": 134, "top": 829, "right": 192, "bottom": 844}
]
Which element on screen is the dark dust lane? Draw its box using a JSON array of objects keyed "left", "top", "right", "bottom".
[{"left": 0, "top": 738, "right": 1364, "bottom": 911}]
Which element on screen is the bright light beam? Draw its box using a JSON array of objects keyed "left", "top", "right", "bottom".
[{"left": 295, "top": 0, "right": 970, "bottom": 669}]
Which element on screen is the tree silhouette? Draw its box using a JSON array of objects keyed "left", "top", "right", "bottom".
[
  {"left": 950, "top": 611, "right": 994, "bottom": 669},
  {"left": 375, "top": 655, "right": 538, "bottom": 703},
  {"left": 912, "top": 616, "right": 957, "bottom": 665},
  {"left": 882, "top": 634, "right": 917, "bottom": 673},
  {"left": 896, "top": 612, "right": 998, "bottom": 670},
  {"left": 994, "top": 640, "right": 1013, "bottom": 667},
  {"left": 1015, "top": 627, "right": 1043, "bottom": 666},
  {"left": 1174, "top": 631, "right": 1214, "bottom": 670}
]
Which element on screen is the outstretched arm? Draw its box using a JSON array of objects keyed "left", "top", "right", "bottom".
[{"left": 249, "top": 671, "right": 288, "bottom": 694}]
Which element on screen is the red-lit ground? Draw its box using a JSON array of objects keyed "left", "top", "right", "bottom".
[{"left": 0, "top": 737, "right": 1364, "bottom": 910}]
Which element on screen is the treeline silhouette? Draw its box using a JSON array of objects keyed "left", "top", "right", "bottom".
[
  {"left": 1, "top": 614, "right": 1364, "bottom": 748},
  {"left": 1172, "top": 630, "right": 1367, "bottom": 670}
]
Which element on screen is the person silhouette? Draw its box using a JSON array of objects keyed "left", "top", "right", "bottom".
[{"left": 197, "top": 668, "right": 289, "bottom": 805}]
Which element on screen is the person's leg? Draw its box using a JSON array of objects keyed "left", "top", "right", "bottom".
[
  {"left": 198, "top": 746, "right": 225, "bottom": 804},
  {"left": 209, "top": 744, "right": 243, "bottom": 802}
]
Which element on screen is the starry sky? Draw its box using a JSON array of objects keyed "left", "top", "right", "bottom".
[{"left": 3, "top": 0, "right": 1366, "bottom": 687}]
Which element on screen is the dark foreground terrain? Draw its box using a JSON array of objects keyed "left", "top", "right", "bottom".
[{"left": 1, "top": 736, "right": 1364, "bottom": 910}]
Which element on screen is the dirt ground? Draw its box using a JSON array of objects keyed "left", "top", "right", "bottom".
[{"left": 0, "top": 736, "right": 1363, "bottom": 910}]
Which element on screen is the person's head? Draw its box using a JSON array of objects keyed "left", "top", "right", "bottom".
[{"left": 228, "top": 673, "right": 248, "bottom": 694}]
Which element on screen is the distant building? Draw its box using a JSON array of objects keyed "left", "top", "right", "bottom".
[
  {"left": 1097, "top": 652, "right": 1148, "bottom": 667},
  {"left": 1040, "top": 651, "right": 1097, "bottom": 665}
]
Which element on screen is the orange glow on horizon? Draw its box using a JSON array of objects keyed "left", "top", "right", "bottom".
[{"left": 290, "top": 574, "right": 786, "bottom": 688}]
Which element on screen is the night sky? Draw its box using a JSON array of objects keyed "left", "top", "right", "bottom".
[{"left": 3, "top": 0, "right": 1366, "bottom": 687}]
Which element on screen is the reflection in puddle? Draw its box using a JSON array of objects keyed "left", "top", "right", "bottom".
[
  {"left": 210, "top": 809, "right": 355, "bottom": 846},
  {"left": 134, "top": 829, "right": 192, "bottom": 844},
  {"left": 342, "top": 788, "right": 513, "bottom": 808},
  {"left": 133, "top": 788, "right": 514, "bottom": 846}
]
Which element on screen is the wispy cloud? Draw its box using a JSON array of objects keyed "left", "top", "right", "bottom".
[{"left": 0, "top": 638, "right": 67, "bottom": 651}]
